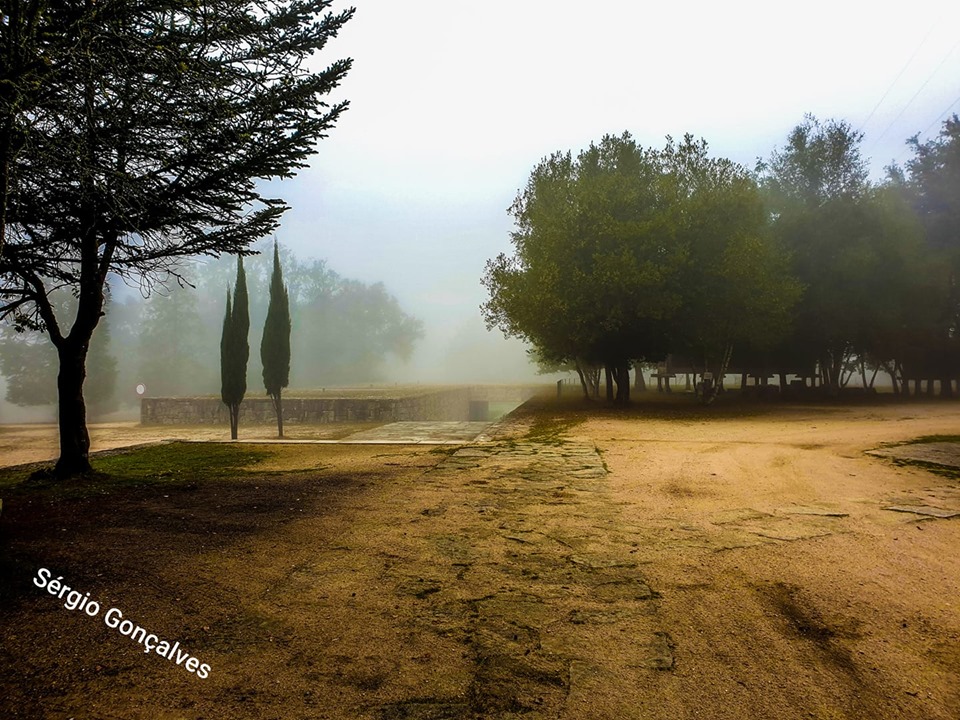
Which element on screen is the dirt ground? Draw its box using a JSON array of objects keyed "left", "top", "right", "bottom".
[{"left": 1, "top": 397, "right": 959, "bottom": 719}]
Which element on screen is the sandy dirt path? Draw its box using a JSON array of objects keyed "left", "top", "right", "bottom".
[
  {"left": 1, "top": 400, "right": 958, "bottom": 719},
  {"left": 572, "top": 403, "right": 960, "bottom": 719}
]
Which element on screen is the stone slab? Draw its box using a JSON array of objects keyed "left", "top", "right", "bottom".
[
  {"left": 780, "top": 506, "right": 849, "bottom": 517},
  {"left": 869, "top": 442, "right": 960, "bottom": 469},
  {"left": 884, "top": 505, "right": 960, "bottom": 519},
  {"left": 342, "top": 421, "right": 493, "bottom": 443}
]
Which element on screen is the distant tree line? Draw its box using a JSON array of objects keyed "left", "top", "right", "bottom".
[
  {"left": 0, "top": 242, "right": 424, "bottom": 416},
  {"left": 483, "top": 114, "right": 960, "bottom": 404}
]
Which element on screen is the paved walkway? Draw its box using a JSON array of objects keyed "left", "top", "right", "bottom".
[
  {"left": 339, "top": 421, "right": 493, "bottom": 444},
  {"left": 178, "top": 421, "right": 500, "bottom": 447},
  {"left": 363, "top": 439, "right": 675, "bottom": 717}
]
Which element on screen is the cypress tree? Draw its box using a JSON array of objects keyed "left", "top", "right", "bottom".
[
  {"left": 261, "top": 241, "right": 291, "bottom": 437},
  {"left": 220, "top": 289, "right": 234, "bottom": 422},
  {"left": 220, "top": 257, "right": 250, "bottom": 439}
]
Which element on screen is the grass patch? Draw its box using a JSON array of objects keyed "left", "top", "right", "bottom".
[
  {"left": 93, "top": 442, "right": 266, "bottom": 479},
  {"left": 0, "top": 442, "right": 269, "bottom": 498},
  {"left": 872, "top": 434, "right": 960, "bottom": 479},
  {"left": 888, "top": 457, "right": 960, "bottom": 480},
  {"left": 898, "top": 434, "right": 960, "bottom": 446},
  {"left": 524, "top": 414, "right": 585, "bottom": 445}
]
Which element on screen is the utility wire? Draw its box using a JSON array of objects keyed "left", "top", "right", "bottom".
[
  {"left": 857, "top": 22, "right": 936, "bottom": 134},
  {"left": 866, "top": 37, "right": 960, "bottom": 154},
  {"left": 918, "top": 94, "right": 960, "bottom": 137},
  {"left": 887, "top": 94, "right": 960, "bottom": 169}
]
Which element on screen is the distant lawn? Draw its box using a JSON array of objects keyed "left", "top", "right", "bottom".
[
  {"left": 898, "top": 434, "right": 960, "bottom": 445},
  {"left": 0, "top": 442, "right": 269, "bottom": 498}
]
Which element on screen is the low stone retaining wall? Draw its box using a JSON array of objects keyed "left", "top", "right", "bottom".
[{"left": 140, "top": 385, "right": 544, "bottom": 425}]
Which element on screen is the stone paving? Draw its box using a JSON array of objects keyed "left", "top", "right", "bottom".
[
  {"left": 379, "top": 435, "right": 960, "bottom": 716},
  {"left": 867, "top": 441, "right": 960, "bottom": 469},
  {"left": 366, "top": 439, "right": 674, "bottom": 717},
  {"left": 339, "top": 421, "right": 493, "bottom": 444},
  {"left": 868, "top": 442, "right": 960, "bottom": 519}
]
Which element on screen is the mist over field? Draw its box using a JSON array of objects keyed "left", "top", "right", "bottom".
[
  {"left": 2, "top": 0, "right": 959, "bottom": 423},
  {"left": 0, "top": 241, "right": 544, "bottom": 425}
]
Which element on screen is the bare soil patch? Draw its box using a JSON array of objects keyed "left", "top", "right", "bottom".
[{"left": 1, "top": 397, "right": 959, "bottom": 719}]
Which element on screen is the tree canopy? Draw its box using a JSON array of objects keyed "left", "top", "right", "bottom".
[
  {"left": 0, "top": 0, "right": 353, "bottom": 475},
  {"left": 758, "top": 116, "right": 930, "bottom": 393},
  {"left": 483, "top": 115, "right": 960, "bottom": 403},
  {"left": 483, "top": 132, "right": 799, "bottom": 403}
]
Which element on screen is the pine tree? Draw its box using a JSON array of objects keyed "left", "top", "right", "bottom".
[
  {"left": 220, "top": 257, "right": 249, "bottom": 439},
  {"left": 261, "top": 241, "right": 291, "bottom": 437},
  {"left": 0, "top": 0, "right": 353, "bottom": 476}
]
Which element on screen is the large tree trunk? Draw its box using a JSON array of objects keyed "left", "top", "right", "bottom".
[
  {"left": 614, "top": 362, "right": 631, "bottom": 405},
  {"left": 821, "top": 353, "right": 843, "bottom": 396},
  {"left": 942, "top": 378, "right": 955, "bottom": 399},
  {"left": 575, "top": 364, "right": 590, "bottom": 400},
  {"left": 605, "top": 365, "right": 614, "bottom": 402},
  {"left": 701, "top": 345, "right": 734, "bottom": 406},
  {"left": 272, "top": 391, "right": 284, "bottom": 437},
  {"left": 888, "top": 365, "right": 899, "bottom": 395},
  {"left": 55, "top": 343, "right": 93, "bottom": 477},
  {"left": 575, "top": 360, "right": 597, "bottom": 400},
  {"left": 634, "top": 366, "right": 646, "bottom": 392}
]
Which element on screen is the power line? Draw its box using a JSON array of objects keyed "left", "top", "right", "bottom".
[
  {"left": 857, "top": 21, "right": 937, "bottom": 134},
  {"left": 886, "top": 94, "right": 960, "bottom": 169},
  {"left": 865, "top": 36, "right": 960, "bottom": 154},
  {"left": 918, "top": 94, "right": 960, "bottom": 137}
]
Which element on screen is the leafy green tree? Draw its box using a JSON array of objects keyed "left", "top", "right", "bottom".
[
  {"left": 193, "top": 246, "right": 417, "bottom": 387},
  {"left": 0, "top": 0, "right": 353, "bottom": 476},
  {"left": 759, "top": 115, "right": 872, "bottom": 392},
  {"left": 136, "top": 286, "right": 211, "bottom": 397},
  {"left": 892, "top": 115, "right": 960, "bottom": 394},
  {"left": 0, "top": 324, "right": 56, "bottom": 406},
  {"left": 665, "top": 136, "right": 801, "bottom": 401},
  {"left": 221, "top": 258, "right": 249, "bottom": 440},
  {"left": 0, "top": 290, "right": 117, "bottom": 416},
  {"left": 289, "top": 269, "right": 423, "bottom": 386},
  {"left": 759, "top": 115, "right": 937, "bottom": 395},
  {"left": 484, "top": 132, "right": 799, "bottom": 405},
  {"left": 901, "top": 115, "right": 960, "bottom": 254},
  {"left": 261, "top": 241, "right": 291, "bottom": 437},
  {"left": 483, "top": 133, "right": 683, "bottom": 405}
]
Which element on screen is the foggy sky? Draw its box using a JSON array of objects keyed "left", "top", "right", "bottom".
[
  {"left": 9, "top": 1, "right": 959, "bottom": 412},
  {"left": 259, "top": 0, "right": 960, "bottom": 383}
]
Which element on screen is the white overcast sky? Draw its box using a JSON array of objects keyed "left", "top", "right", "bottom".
[{"left": 269, "top": 0, "right": 960, "bottom": 382}]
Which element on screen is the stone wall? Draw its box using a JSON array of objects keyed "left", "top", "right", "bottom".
[{"left": 140, "top": 385, "right": 544, "bottom": 426}]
